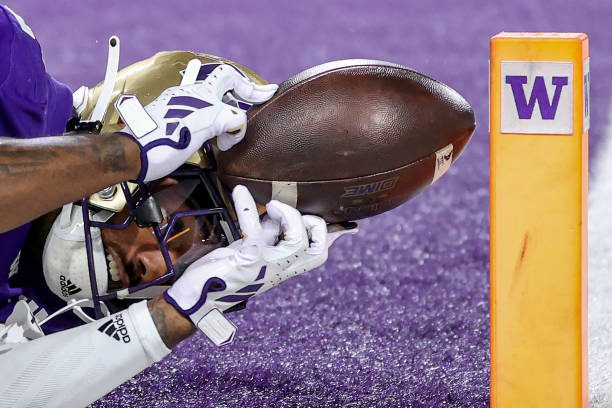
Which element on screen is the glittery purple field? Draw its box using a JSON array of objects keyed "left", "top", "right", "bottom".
[{"left": 11, "top": 1, "right": 612, "bottom": 406}]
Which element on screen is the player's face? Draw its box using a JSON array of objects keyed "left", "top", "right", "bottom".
[{"left": 100, "top": 178, "right": 222, "bottom": 290}]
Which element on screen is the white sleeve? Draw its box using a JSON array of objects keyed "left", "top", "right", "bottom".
[{"left": 0, "top": 301, "right": 170, "bottom": 408}]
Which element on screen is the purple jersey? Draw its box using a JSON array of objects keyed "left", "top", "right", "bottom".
[{"left": 0, "top": 6, "right": 73, "bottom": 330}]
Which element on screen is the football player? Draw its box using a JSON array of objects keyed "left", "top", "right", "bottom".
[{"left": 0, "top": 6, "right": 355, "bottom": 407}]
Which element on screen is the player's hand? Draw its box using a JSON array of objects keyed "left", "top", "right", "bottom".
[
  {"left": 117, "top": 61, "right": 278, "bottom": 183},
  {"left": 163, "top": 185, "right": 357, "bottom": 346}
]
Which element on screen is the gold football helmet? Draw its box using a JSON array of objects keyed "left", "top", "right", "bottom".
[
  {"left": 56, "top": 37, "right": 270, "bottom": 319},
  {"left": 71, "top": 37, "right": 269, "bottom": 213}
]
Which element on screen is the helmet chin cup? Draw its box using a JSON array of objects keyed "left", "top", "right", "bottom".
[{"left": 42, "top": 203, "right": 109, "bottom": 306}]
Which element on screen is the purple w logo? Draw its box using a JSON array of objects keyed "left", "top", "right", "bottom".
[{"left": 505, "top": 76, "right": 569, "bottom": 120}]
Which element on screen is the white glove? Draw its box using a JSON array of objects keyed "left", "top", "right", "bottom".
[
  {"left": 116, "top": 61, "right": 278, "bottom": 182},
  {"left": 164, "top": 185, "right": 357, "bottom": 346}
]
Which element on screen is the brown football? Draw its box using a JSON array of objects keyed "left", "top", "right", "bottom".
[{"left": 217, "top": 59, "right": 475, "bottom": 223}]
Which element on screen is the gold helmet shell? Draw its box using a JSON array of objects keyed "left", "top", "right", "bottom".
[
  {"left": 79, "top": 50, "right": 268, "bottom": 134},
  {"left": 78, "top": 50, "right": 268, "bottom": 212}
]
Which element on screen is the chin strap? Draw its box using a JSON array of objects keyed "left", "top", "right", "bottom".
[{"left": 39, "top": 298, "right": 111, "bottom": 324}]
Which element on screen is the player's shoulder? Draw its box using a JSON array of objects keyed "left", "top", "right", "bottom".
[
  {"left": 0, "top": 6, "right": 15, "bottom": 85},
  {"left": 0, "top": 5, "right": 39, "bottom": 86},
  {"left": 0, "top": 5, "right": 36, "bottom": 40}
]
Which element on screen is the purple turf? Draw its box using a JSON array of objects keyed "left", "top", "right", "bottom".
[{"left": 8, "top": 0, "right": 612, "bottom": 406}]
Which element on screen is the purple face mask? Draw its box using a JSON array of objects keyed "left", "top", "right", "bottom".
[{"left": 44, "top": 150, "right": 241, "bottom": 320}]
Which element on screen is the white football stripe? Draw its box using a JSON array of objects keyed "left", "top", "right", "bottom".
[{"left": 271, "top": 181, "right": 298, "bottom": 208}]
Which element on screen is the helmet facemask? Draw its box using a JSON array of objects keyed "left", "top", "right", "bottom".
[
  {"left": 86, "top": 162, "right": 240, "bottom": 318},
  {"left": 44, "top": 149, "right": 240, "bottom": 321}
]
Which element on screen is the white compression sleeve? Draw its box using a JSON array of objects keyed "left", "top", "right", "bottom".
[{"left": 0, "top": 301, "right": 170, "bottom": 408}]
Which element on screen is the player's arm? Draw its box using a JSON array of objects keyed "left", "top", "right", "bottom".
[
  {"left": 0, "top": 133, "right": 141, "bottom": 233},
  {"left": 0, "top": 297, "right": 192, "bottom": 408},
  {"left": 0, "top": 300, "right": 174, "bottom": 408}
]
